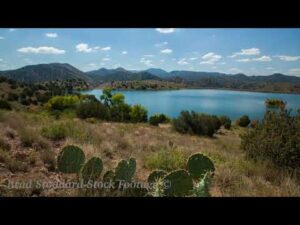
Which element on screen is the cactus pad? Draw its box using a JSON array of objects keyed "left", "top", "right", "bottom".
[
  {"left": 193, "top": 173, "right": 212, "bottom": 197},
  {"left": 57, "top": 145, "right": 85, "bottom": 173},
  {"left": 147, "top": 170, "right": 167, "bottom": 183},
  {"left": 163, "top": 170, "right": 193, "bottom": 197},
  {"left": 81, "top": 157, "right": 103, "bottom": 182},
  {"left": 187, "top": 153, "right": 215, "bottom": 180},
  {"left": 103, "top": 170, "right": 115, "bottom": 182},
  {"left": 115, "top": 158, "right": 136, "bottom": 182}
]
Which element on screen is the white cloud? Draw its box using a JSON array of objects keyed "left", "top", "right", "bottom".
[
  {"left": 252, "top": 56, "right": 272, "bottom": 62},
  {"left": 144, "top": 54, "right": 155, "bottom": 57},
  {"left": 140, "top": 57, "right": 154, "bottom": 67},
  {"left": 200, "top": 52, "right": 222, "bottom": 64},
  {"left": 88, "top": 63, "right": 97, "bottom": 67},
  {"left": 289, "top": 68, "right": 300, "bottom": 76},
  {"left": 76, "top": 43, "right": 111, "bottom": 53},
  {"left": 121, "top": 51, "right": 128, "bottom": 55},
  {"left": 9, "top": 29, "right": 16, "bottom": 32},
  {"left": 0, "top": 58, "right": 2, "bottom": 62},
  {"left": 160, "top": 48, "right": 173, "bottom": 54},
  {"left": 102, "top": 57, "right": 111, "bottom": 61},
  {"left": 160, "top": 59, "right": 165, "bottom": 63},
  {"left": 17, "top": 46, "right": 65, "bottom": 54},
  {"left": 156, "top": 28, "right": 176, "bottom": 34},
  {"left": 76, "top": 43, "right": 92, "bottom": 53},
  {"left": 0, "top": 36, "right": 4, "bottom": 40},
  {"left": 189, "top": 57, "right": 197, "bottom": 61},
  {"left": 45, "top": 33, "right": 58, "bottom": 38},
  {"left": 155, "top": 41, "right": 168, "bottom": 47},
  {"left": 230, "top": 48, "right": 260, "bottom": 58},
  {"left": 177, "top": 58, "right": 188, "bottom": 65},
  {"left": 276, "top": 55, "right": 300, "bottom": 61},
  {"left": 266, "top": 67, "right": 274, "bottom": 70},
  {"left": 101, "top": 46, "right": 111, "bottom": 51},
  {"left": 236, "top": 58, "right": 251, "bottom": 62}
]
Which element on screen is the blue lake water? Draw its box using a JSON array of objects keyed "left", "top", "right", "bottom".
[{"left": 81, "top": 89, "right": 300, "bottom": 120}]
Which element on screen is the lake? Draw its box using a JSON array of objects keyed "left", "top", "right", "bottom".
[{"left": 81, "top": 89, "right": 300, "bottom": 120}]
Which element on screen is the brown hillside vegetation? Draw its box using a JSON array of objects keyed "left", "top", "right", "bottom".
[{"left": 0, "top": 109, "right": 299, "bottom": 196}]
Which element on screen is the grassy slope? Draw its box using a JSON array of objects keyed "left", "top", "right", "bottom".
[{"left": 0, "top": 109, "right": 299, "bottom": 196}]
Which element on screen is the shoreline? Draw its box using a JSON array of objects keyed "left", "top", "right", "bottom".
[{"left": 87, "top": 85, "right": 300, "bottom": 95}]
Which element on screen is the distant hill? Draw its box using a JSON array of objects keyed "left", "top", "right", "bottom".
[
  {"left": 86, "top": 67, "right": 161, "bottom": 82},
  {"left": 0, "top": 63, "right": 93, "bottom": 84},
  {"left": 144, "top": 68, "right": 170, "bottom": 78},
  {"left": 166, "top": 72, "right": 300, "bottom": 93},
  {"left": 1, "top": 63, "right": 300, "bottom": 93}
]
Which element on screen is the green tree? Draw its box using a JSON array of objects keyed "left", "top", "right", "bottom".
[{"left": 100, "top": 87, "right": 113, "bottom": 107}]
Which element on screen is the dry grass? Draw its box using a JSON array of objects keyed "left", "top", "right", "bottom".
[{"left": 0, "top": 109, "right": 299, "bottom": 196}]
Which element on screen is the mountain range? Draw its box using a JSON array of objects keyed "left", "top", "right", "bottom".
[
  {"left": 0, "top": 63, "right": 93, "bottom": 83},
  {"left": 1, "top": 63, "right": 300, "bottom": 93}
]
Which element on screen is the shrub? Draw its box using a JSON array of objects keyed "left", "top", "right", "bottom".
[
  {"left": 42, "top": 123, "right": 67, "bottom": 140},
  {"left": 173, "top": 111, "right": 221, "bottom": 137},
  {"left": 40, "top": 149, "right": 56, "bottom": 171},
  {"left": 219, "top": 115, "right": 231, "bottom": 129},
  {"left": 0, "top": 149, "right": 28, "bottom": 173},
  {"left": 224, "top": 122, "right": 231, "bottom": 130},
  {"left": 111, "top": 93, "right": 125, "bottom": 106},
  {"left": 19, "top": 128, "right": 37, "bottom": 147},
  {"left": 130, "top": 104, "right": 148, "bottom": 123},
  {"left": 45, "top": 95, "right": 81, "bottom": 111},
  {"left": 5, "top": 127, "right": 17, "bottom": 139},
  {"left": 7, "top": 93, "right": 19, "bottom": 101},
  {"left": 20, "top": 98, "right": 31, "bottom": 106},
  {"left": 109, "top": 103, "right": 131, "bottom": 122},
  {"left": 0, "top": 77, "right": 7, "bottom": 83},
  {"left": 149, "top": 113, "right": 171, "bottom": 126},
  {"left": 36, "top": 92, "right": 51, "bottom": 103},
  {"left": 236, "top": 115, "right": 250, "bottom": 127},
  {"left": 76, "top": 101, "right": 109, "bottom": 120},
  {"left": 0, "top": 138, "right": 11, "bottom": 151},
  {"left": 265, "top": 98, "right": 286, "bottom": 109},
  {"left": 144, "top": 148, "right": 187, "bottom": 172},
  {"left": 0, "top": 100, "right": 12, "bottom": 110},
  {"left": 241, "top": 105, "right": 300, "bottom": 170}
]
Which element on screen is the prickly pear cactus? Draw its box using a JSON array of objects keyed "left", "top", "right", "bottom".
[
  {"left": 149, "top": 177, "right": 165, "bottom": 197},
  {"left": 115, "top": 158, "right": 136, "bottom": 182},
  {"left": 187, "top": 153, "right": 215, "bottom": 180},
  {"left": 57, "top": 145, "right": 85, "bottom": 173},
  {"left": 147, "top": 170, "right": 167, "bottom": 183},
  {"left": 194, "top": 173, "right": 212, "bottom": 197},
  {"left": 81, "top": 157, "right": 103, "bottom": 182},
  {"left": 163, "top": 170, "right": 193, "bottom": 197},
  {"left": 103, "top": 170, "right": 115, "bottom": 182}
]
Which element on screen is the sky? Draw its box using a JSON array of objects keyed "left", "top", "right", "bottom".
[{"left": 0, "top": 28, "right": 300, "bottom": 76}]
